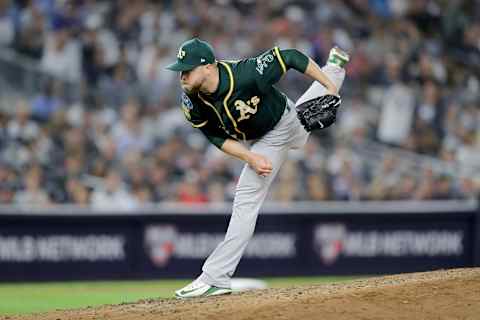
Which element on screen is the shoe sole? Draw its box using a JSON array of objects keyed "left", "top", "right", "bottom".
[
  {"left": 205, "top": 288, "right": 232, "bottom": 297},
  {"left": 175, "top": 288, "right": 232, "bottom": 299}
]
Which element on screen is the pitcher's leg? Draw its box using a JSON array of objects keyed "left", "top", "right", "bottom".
[
  {"left": 295, "top": 64, "right": 346, "bottom": 107},
  {"left": 199, "top": 144, "right": 289, "bottom": 288}
]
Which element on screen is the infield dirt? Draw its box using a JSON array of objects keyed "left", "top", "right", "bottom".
[{"left": 4, "top": 268, "right": 480, "bottom": 320}]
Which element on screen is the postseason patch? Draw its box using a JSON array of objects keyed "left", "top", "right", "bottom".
[
  {"left": 181, "top": 93, "right": 193, "bottom": 120},
  {"left": 181, "top": 93, "right": 193, "bottom": 110}
]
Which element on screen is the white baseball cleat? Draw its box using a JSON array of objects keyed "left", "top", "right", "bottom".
[
  {"left": 175, "top": 279, "right": 232, "bottom": 299},
  {"left": 327, "top": 46, "right": 350, "bottom": 68}
]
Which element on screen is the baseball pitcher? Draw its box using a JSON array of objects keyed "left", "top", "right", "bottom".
[{"left": 166, "top": 38, "right": 348, "bottom": 298}]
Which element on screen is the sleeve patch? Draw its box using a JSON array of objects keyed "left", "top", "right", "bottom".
[
  {"left": 181, "top": 93, "right": 194, "bottom": 110},
  {"left": 181, "top": 92, "right": 194, "bottom": 120}
]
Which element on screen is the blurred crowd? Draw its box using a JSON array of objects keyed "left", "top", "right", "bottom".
[{"left": 0, "top": 0, "right": 479, "bottom": 208}]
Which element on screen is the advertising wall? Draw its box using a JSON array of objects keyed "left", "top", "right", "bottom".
[{"left": 0, "top": 206, "right": 478, "bottom": 281}]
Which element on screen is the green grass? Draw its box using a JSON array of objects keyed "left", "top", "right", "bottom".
[{"left": 0, "top": 276, "right": 360, "bottom": 316}]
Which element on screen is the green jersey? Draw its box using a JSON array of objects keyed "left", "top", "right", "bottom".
[{"left": 181, "top": 47, "right": 309, "bottom": 148}]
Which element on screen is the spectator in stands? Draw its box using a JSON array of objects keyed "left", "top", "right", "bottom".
[
  {"left": 90, "top": 168, "right": 138, "bottom": 210},
  {"left": 41, "top": 21, "right": 81, "bottom": 81},
  {"left": 413, "top": 167, "right": 436, "bottom": 200},
  {"left": 175, "top": 175, "right": 208, "bottom": 204},
  {"left": 7, "top": 99, "right": 38, "bottom": 145},
  {"left": 456, "top": 133, "right": 480, "bottom": 175},
  {"left": 331, "top": 160, "right": 363, "bottom": 201},
  {"left": 411, "top": 80, "right": 444, "bottom": 155},
  {"left": 457, "top": 21, "right": 480, "bottom": 74},
  {"left": 367, "top": 152, "right": 401, "bottom": 198},
  {"left": 305, "top": 173, "right": 331, "bottom": 201},
  {"left": 0, "top": 162, "right": 17, "bottom": 204},
  {"left": 271, "top": 160, "right": 300, "bottom": 203},
  {"left": 65, "top": 178, "right": 90, "bottom": 207},
  {"left": 98, "top": 47, "right": 136, "bottom": 108},
  {"left": 391, "top": 174, "right": 418, "bottom": 200},
  {"left": 81, "top": 11, "right": 120, "bottom": 89},
  {"left": 133, "top": 184, "right": 153, "bottom": 203},
  {"left": 111, "top": 99, "right": 152, "bottom": 156},
  {"left": 14, "top": 165, "right": 50, "bottom": 207},
  {"left": 376, "top": 55, "right": 416, "bottom": 146},
  {"left": 15, "top": 0, "right": 45, "bottom": 59},
  {"left": 137, "top": 43, "right": 176, "bottom": 104},
  {"left": 206, "top": 180, "right": 227, "bottom": 203},
  {"left": 337, "top": 93, "right": 372, "bottom": 142},
  {"left": 63, "top": 155, "right": 84, "bottom": 180},
  {"left": 148, "top": 161, "right": 171, "bottom": 202},
  {"left": 455, "top": 177, "right": 478, "bottom": 200},
  {"left": 31, "top": 80, "right": 64, "bottom": 122},
  {"left": 433, "top": 175, "right": 456, "bottom": 200},
  {"left": 0, "top": 0, "right": 16, "bottom": 47}
]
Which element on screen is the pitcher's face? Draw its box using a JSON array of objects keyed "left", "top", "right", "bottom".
[{"left": 180, "top": 65, "right": 206, "bottom": 94}]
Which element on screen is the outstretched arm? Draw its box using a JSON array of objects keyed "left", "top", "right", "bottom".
[
  {"left": 198, "top": 125, "right": 273, "bottom": 177},
  {"left": 254, "top": 47, "right": 337, "bottom": 95},
  {"left": 221, "top": 139, "right": 272, "bottom": 177},
  {"left": 281, "top": 49, "right": 337, "bottom": 94}
]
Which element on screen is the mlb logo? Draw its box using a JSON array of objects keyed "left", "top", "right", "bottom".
[
  {"left": 144, "top": 225, "right": 178, "bottom": 267},
  {"left": 313, "top": 224, "right": 347, "bottom": 265}
]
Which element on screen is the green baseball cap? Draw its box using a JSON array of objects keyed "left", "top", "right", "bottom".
[{"left": 166, "top": 38, "right": 216, "bottom": 72}]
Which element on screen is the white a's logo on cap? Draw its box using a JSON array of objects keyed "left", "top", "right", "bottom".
[
  {"left": 200, "top": 58, "right": 206, "bottom": 63},
  {"left": 177, "top": 48, "right": 186, "bottom": 60}
]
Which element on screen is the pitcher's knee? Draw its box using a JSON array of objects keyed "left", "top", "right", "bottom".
[{"left": 232, "top": 197, "right": 261, "bottom": 218}]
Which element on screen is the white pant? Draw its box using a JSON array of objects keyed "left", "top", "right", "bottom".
[{"left": 199, "top": 64, "right": 346, "bottom": 288}]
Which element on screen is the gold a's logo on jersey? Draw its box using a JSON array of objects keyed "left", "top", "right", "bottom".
[{"left": 235, "top": 96, "right": 260, "bottom": 122}]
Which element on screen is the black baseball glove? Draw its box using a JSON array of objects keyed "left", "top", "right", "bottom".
[{"left": 296, "top": 94, "right": 341, "bottom": 131}]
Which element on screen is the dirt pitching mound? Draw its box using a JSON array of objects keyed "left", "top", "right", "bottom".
[{"left": 6, "top": 268, "right": 480, "bottom": 320}]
